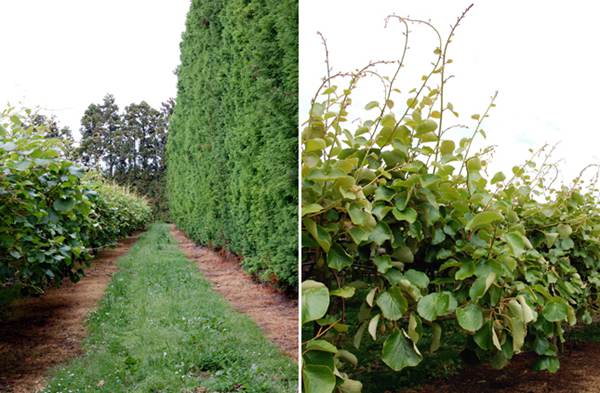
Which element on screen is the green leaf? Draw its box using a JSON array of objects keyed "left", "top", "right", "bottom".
[
  {"left": 304, "top": 218, "right": 331, "bottom": 252},
  {"left": 365, "top": 101, "right": 379, "bottom": 110},
  {"left": 456, "top": 303, "right": 484, "bottom": 332},
  {"left": 372, "top": 255, "right": 393, "bottom": 274},
  {"left": 491, "top": 172, "right": 506, "bottom": 184},
  {"left": 466, "top": 157, "right": 482, "bottom": 172},
  {"left": 327, "top": 244, "right": 352, "bottom": 271},
  {"left": 542, "top": 298, "right": 569, "bottom": 322},
  {"left": 440, "top": 140, "right": 455, "bottom": 156},
  {"left": 368, "top": 221, "right": 393, "bottom": 246},
  {"left": 465, "top": 211, "right": 503, "bottom": 232},
  {"left": 310, "top": 103, "right": 325, "bottom": 117},
  {"left": 415, "top": 119, "right": 438, "bottom": 135},
  {"left": 338, "top": 378, "right": 363, "bottom": 393},
  {"left": 533, "top": 356, "right": 560, "bottom": 373},
  {"left": 392, "top": 207, "right": 417, "bottom": 223},
  {"left": 408, "top": 312, "right": 421, "bottom": 343},
  {"left": 417, "top": 292, "right": 457, "bottom": 321},
  {"left": 404, "top": 269, "right": 429, "bottom": 289},
  {"left": 455, "top": 261, "right": 476, "bottom": 280},
  {"left": 302, "top": 203, "right": 323, "bottom": 216},
  {"left": 504, "top": 231, "right": 532, "bottom": 258},
  {"left": 302, "top": 280, "right": 330, "bottom": 324},
  {"left": 331, "top": 286, "right": 355, "bottom": 298},
  {"left": 53, "top": 198, "right": 76, "bottom": 213},
  {"left": 430, "top": 323, "right": 442, "bottom": 352},
  {"left": 507, "top": 299, "right": 526, "bottom": 353},
  {"left": 348, "top": 203, "right": 375, "bottom": 227},
  {"left": 381, "top": 330, "right": 422, "bottom": 371},
  {"left": 557, "top": 224, "right": 572, "bottom": 238},
  {"left": 376, "top": 287, "right": 408, "bottom": 321},
  {"left": 305, "top": 339, "right": 338, "bottom": 353},
  {"left": 305, "top": 138, "right": 327, "bottom": 153},
  {"left": 302, "top": 364, "right": 335, "bottom": 393},
  {"left": 469, "top": 273, "right": 496, "bottom": 302},
  {"left": 374, "top": 186, "right": 395, "bottom": 202},
  {"left": 348, "top": 227, "right": 369, "bottom": 244}
]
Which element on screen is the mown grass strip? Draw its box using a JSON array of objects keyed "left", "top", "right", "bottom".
[{"left": 43, "top": 223, "right": 297, "bottom": 393}]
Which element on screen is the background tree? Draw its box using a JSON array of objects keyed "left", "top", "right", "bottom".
[{"left": 76, "top": 94, "right": 173, "bottom": 219}]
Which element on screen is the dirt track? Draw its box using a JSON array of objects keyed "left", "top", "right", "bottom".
[
  {"left": 407, "top": 341, "right": 600, "bottom": 393},
  {"left": 0, "top": 234, "right": 141, "bottom": 393},
  {"left": 170, "top": 225, "right": 298, "bottom": 359}
]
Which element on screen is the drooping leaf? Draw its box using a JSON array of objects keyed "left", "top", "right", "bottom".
[{"left": 381, "top": 330, "right": 423, "bottom": 371}]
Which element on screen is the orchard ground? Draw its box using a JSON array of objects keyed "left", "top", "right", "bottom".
[{"left": 0, "top": 224, "right": 297, "bottom": 393}]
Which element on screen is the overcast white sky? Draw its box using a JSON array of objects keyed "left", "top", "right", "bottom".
[
  {"left": 0, "top": 0, "right": 190, "bottom": 138},
  {"left": 300, "top": 1, "right": 600, "bottom": 184}
]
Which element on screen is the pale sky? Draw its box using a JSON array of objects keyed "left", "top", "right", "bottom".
[
  {"left": 0, "top": 0, "right": 190, "bottom": 138},
  {"left": 300, "top": 1, "right": 600, "bottom": 184}
]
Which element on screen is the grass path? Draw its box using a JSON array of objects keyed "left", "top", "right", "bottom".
[
  {"left": 43, "top": 223, "right": 297, "bottom": 393},
  {"left": 171, "top": 226, "right": 298, "bottom": 358},
  {"left": 0, "top": 233, "right": 141, "bottom": 393}
]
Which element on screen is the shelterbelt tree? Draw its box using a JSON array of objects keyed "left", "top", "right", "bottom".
[
  {"left": 76, "top": 94, "right": 173, "bottom": 219},
  {"left": 301, "top": 6, "right": 600, "bottom": 392},
  {"left": 167, "top": 0, "right": 298, "bottom": 287},
  {"left": 0, "top": 108, "right": 151, "bottom": 300}
]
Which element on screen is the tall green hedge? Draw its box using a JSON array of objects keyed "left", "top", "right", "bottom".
[{"left": 167, "top": 0, "right": 298, "bottom": 287}]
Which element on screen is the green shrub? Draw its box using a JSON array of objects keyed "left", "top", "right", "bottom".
[
  {"left": 85, "top": 173, "right": 153, "bottom": 248},
  {"left": 0, "top": 109, "right": 151, "bottom": 297},
  {"left": 167, "top": 0, "right": 298, "bottom": 288},
  {"left": 301, "top": 9, "right": 600, "bottom": 391}
]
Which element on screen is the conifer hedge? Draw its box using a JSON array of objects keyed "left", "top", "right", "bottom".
[{"left": 166, "top": 0, "right": 298, "bottom": 287}]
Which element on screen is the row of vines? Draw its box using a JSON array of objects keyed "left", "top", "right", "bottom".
[
  {"left": 301, "top": 8, "right": 600, "bottom": 392},
  {"left": 166, "top": 0, "right": 298, "bottom": 288},
  {"left": 0, "top": 108, "right": 152, "bottom": 300}
]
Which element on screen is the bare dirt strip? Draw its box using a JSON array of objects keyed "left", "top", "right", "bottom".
[
  {"left": 0, "top": 233, "right": 141, "bottom": 393},
  {"left": 170, "top": 225, "right": 298, "bottom": 359},
  {"left": 406, "top": 341, "right": 600, "bottom": 393}
]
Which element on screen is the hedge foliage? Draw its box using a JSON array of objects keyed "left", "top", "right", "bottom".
[
  {"left": 301, "top": 10, "right": 600, "bottom": 392},
  {"left": 167, "top": 0, "right": 298, "bottom": 287},
  {"left": 0, "top": 109, "right": 151, "bottom": 296}
]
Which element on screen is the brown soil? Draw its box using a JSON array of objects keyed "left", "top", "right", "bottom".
[
  {"left": 0, "top": 233, "right": 141, "bottom": 393},
  {"left": 170, "top": 225, "right": 298, "bottom": 359},
  {"left": 406, "top": 341, "right": 600, "bottom": 393}
]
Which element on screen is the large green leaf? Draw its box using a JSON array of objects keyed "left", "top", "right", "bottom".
[
  {"left": 417, "top": 292, "right": 457, "bottom": 321},
  {"left": 542, "top": 298, "right": 569, "bottom": 322},
  {"left": 302, "top": 364, "right": 336, "bottom": 393},
  {"left": 456, "top": 303, "right": 484, "bottom": 332},
  {"left": 376, "top": 287, "right": 408, "bottom": 321},
  {"left": 304, "top": 218, "right": 331, "bottom": 252},
  {"left": 392, "top": 207, "right": 417, "bottom": 223},
  {"left": 302, "top": 280, "right": 330, "bottom": 324},
  {"left": 469, "top": 273, "right": 496, "bottom": 302},
  {"left": 381, "top": 330, "right": 422, "bottom": 371},
  {"left": 327, "top": 244, "right": 352, "bottom": 271},
  {"left": 369, "top": 221, "right": 393, "bottom": 245},
  {"left": 404, "top": 269, "right": 429, "bottom": 289}
]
